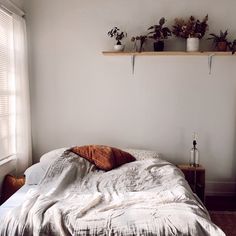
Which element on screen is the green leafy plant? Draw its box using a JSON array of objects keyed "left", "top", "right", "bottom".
[
  {"left": 131, "top": 35, "right": 148, "bottom": 52},
  {"left": 208, "top": 30, "right": 229, "bottom": 44},
  {"left": 172, "top": 15, "right": 209, "bottom": 39},
  {"left": 147, "top": 17, "right": 172, "bottom": 41},
  {"left": 108, "top": 27, "right": 127, "bottom": 45}
]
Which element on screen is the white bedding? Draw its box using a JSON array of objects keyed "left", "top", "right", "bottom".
[
  {"left": 0, "top": 185, "right": 36, "bottom": 220},
  {"left": 0, "top": 151, "right": 225, "bottom": 236}
]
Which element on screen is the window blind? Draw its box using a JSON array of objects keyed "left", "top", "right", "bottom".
[{"left": 0, "top": 8, "right": 15, "bottom": 161}]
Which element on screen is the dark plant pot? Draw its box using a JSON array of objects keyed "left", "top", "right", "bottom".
[
  {"left": 217, "top": 42, "right": 227, "bottom": 51},
  {"left": 154, "top": 41, "right": 164, "bottom": 51}
]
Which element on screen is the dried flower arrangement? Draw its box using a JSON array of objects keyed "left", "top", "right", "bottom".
[
  {"left": 131, "top": 35, "right": 148, "bottom": 52},
  {"left": 172, "top": 15, "right": 208, "bottom": 39}
]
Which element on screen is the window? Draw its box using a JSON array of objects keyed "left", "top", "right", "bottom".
[{"left": 0, "top": 9, "right": 16, "bottom": 161}]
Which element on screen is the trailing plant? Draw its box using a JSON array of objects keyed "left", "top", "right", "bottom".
[
  {"left": 208, "top": 30, "right": 229, "bottom": 45},
  {"left": 147, "top": 17, "right": 172, "bottom": 41},
  {"left": 108, "top": 27, "right": 127, "bottom": 45},
  {"left": 131, "top": 35, "right": 148, "bottom": 52},
  {"left": 229, "top": 40, "right": 236, "bottom": 54},
  {"left": 172, "top": 15, "right": 209, "bottom": 39}
]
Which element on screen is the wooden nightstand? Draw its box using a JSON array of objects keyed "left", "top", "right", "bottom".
[
  {"left": 0, "top": 175, "right": 25, "bottom": 205},
  {"left": 177, "top": 164, "right": 205, "bottom": 203}
]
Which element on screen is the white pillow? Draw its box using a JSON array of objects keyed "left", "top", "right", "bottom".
[
  {"left": 24, "top": 163, "right": 47, "bottom": 185},
  {"left": 40, "top": 147, "right": 68, "bottom": 164},
  {"left": 24, "top": 148, "right": 68, "bottom": 185},
  {"left": 122, "top": 148, "right": 160, "bottom": 161}
]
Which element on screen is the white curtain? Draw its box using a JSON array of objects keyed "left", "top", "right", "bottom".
[{"left": 13, "top": 14, "right": 32, "bottom": 175}]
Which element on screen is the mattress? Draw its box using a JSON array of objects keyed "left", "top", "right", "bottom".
[{"left": 0, "top": 185, "right": 35, "bottom": 220}]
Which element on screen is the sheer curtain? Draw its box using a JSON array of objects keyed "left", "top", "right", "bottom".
[{"left": 13, "top": 14, "right": 32, "bottom": 175}]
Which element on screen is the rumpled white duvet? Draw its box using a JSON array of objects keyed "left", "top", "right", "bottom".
[{"left": 0, "top": 151, "right": 225, "bottom": 236}]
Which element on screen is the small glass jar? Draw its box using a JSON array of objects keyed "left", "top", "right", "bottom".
[{"left": 190, "top": 147, "right": 200, "bottom": 167}]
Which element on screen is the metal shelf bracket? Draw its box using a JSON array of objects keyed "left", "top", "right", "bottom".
[{"left": 208, "top": 53, "right": 215, "bottom": 75}]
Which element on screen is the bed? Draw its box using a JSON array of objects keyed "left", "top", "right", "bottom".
[
  {"left": 0, "top": 185, "right": 36, "bottom": 221},
  {"left": 0, "top": 147, "right": 225, "bottom": 236}
]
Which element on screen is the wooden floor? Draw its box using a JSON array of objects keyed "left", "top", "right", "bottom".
[
  {"left": 210, "top": 211, "right": 236, "bottom": 236},
  {"left": 206, "top": 196, "right": 236, "bottom": 211},
  {"left": 205, "top": 196, "right": 236, "bottom": 236}
]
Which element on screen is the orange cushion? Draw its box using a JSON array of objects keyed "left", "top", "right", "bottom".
[
  {"left": 0, "top": 175, "right": 25, "bottom": 205},
  {"left": 70, "top": 145, "right": 136, "bottom": 171}
]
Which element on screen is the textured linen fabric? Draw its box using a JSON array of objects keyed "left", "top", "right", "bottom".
[
  {"left": 122, "top": 148, "right": 160, "bottom": 160},
  {"left": 0, "top": 151, "right": 225, "bottom": 236},
  {"left": 39, "top": 147, "right": 68, "bottom": 164},
  {"left": 0, "top": 185, "right": 35, "bottom": 220}
]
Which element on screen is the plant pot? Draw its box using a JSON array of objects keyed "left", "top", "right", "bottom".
[
  {"left": 216, "top": 41, "right": 227, "bottom": 51},
  {"left": 114, "top": 44, "right": 125, "bottom": 52},
  {"left": 154, "top": 41, "right": 164, "bottom": 51},
  {"left": 186, "top": 38, "right": 200, "bottom": 52}
]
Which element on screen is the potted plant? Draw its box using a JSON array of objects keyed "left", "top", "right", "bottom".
[
  {"left": 229, "top": 40, "right": 236, "bottom": 54},
  {"left": 208, "top": 30, "right": 229, "bottom": 51},
  {"left": 147, "top": 17, "right": 172, "bottom": 51},
  {"left": 131, "top": 35, "right": 148, "bottom": 52},
  {"left": 172, "top": 15, "right": 208, "bottom": 52},
  {"left": 108, "top": 27, "right": 127, "bottom": 52}
]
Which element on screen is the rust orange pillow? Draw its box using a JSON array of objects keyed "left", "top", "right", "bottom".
[
  {"left": 70, "top": 145, "right": 136, "bottom": 171},
  {"left": 0, "top": 175, "right": 25, "bottom": 204}
]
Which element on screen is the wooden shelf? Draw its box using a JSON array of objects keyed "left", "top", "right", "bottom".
[
  {"left": 102, "top": 51, "right": 235, "bottom": 75},
  {"left": 102, "top": 51, "right": 235, "bottom": 56}
]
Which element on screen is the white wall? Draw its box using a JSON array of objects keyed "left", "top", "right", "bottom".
[
  {"left": 23, "top": 0, "right": 236, "bottom": 195},
  {"left": 11, "top": 0, "right": 24, "bottom": 9}
]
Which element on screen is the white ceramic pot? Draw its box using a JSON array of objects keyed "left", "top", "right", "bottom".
[
  {"left": 186, "top": 38, "right": 200, "bottom": 52},
  {"left": 114, "top": 44, "right": 125, "bottom": 52}
]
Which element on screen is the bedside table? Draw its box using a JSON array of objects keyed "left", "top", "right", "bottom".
[
  {"left": 177, "top": 164, "right": 205, "bottom": 203},
  {"left": 0, "top": 174, "right": 25, "bottom": 205}
]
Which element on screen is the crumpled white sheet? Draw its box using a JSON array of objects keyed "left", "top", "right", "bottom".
[{"left": 0, "top": 151, "right": 225, "bottom": 236}]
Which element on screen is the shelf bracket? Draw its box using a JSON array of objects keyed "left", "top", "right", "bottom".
[
  {"left": 208, "top": 53, "right": 215, "bottom": 75},
  {"left": 131, "top": 54, "right": 136, "bottom": 75}
]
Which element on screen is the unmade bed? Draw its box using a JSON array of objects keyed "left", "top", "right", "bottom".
[
  {"left": 0, "top": 147, "right": 225, "bottom": 236},
  {"left": 0, "top": 185, "right": 36, "bottom": 221}
]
